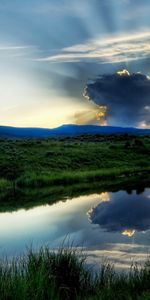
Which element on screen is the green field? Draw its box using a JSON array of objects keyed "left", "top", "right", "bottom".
[{"left": 0, "top": 134, "right": 150, "bottom": 197}]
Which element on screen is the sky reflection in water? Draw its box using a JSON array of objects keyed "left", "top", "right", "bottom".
[{"left": 0, "top": 189, "right": 150, "bottom": 269}]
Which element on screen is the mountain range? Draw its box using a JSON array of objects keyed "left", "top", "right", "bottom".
[{"left": 0, "top": 124, "right": 150, "bottom": 138}]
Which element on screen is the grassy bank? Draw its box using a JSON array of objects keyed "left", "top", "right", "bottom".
[
  {"left": 1, "top": 247, "right": 150, "bottom": 300},
  {"left": 0, "top": 173, "right": 149, "bottom": 211},
  {"left": 0, "top": 135, "right": 150, "bottom": 193},
  {"left": 16, "top": 166, "right": 150, "bottom": 188}
]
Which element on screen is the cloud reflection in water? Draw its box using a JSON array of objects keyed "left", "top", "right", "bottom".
[{"left": 89, "top": 190, "right": 150, "bottom": 237}]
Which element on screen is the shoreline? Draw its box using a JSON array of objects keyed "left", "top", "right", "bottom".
[{"left": 0, "top": 170, "right": 149, "bottom": 211}]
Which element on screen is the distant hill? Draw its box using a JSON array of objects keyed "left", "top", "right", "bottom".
[{"left": 0, "top": 124, "right": 150, "bottom": 138}]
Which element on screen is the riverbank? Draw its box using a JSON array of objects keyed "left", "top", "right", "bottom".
[
  {"left": 0, "top": 173, "right": 149, "bottom": 211},
  {"left": 0, "top": 134, "right": 150, "bottom": 193},
  {"left": 0, "top": 247, "right": 150, "bottom": 300}
]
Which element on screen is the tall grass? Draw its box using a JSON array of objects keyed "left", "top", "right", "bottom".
[
  {"left": 17, "top": 167, "right": 149, "bottom": 188},
  {"left": 0, "top": 247, "right": 91, "bottom": 300},
  {"left": 0, "top": 247, "right": 150, "bottom": 299}
]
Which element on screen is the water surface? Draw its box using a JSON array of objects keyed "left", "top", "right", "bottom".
[{"left": 0, "top": 188, "right": 150, "bottom": 269}]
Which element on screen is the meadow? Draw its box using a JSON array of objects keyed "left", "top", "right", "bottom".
[
  {"left": 0, "top": 134, "right": 150, "bottom": 198},
  {"left": 0, "top": 135, "right": 150, "bottom": 190}
]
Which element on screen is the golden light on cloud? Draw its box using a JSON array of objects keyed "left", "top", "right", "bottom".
[
  {"left": 87, "top": 192, "right": 110, "bottom": 221},
  {"left": 74, "top": 106, "right": 107, "bottom": 126},
  {"left": 117, "top": 69, "right": 130, "bottom": 76},
  {"left": 138, "top": 121, "right": 149, "bottom": 128},
  {"left": 99, "top": 192, "right": 110, "bottom": 202},
  {"left": 122, "top": 229, "right": 135, "bottom": 237},
  {"left": 82, "top": 85, "right": 108, "bottom": 125},
  {"left": 96, "top": 106, "right": 107, "bottom": 123}
]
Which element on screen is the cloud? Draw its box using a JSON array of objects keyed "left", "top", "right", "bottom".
[
  {"left": 85, "top": 243, "right": 149, "bottom": 270},
  {"left": 89, "top": 191, "right": 150, "bottom": 235},
  {"left": 0, "top": 44, "right": 36, "bottom": 60},
  {"left": 83, "top": 70, "right": 150, "bottom": 127},
  {"left": 37, "top": 31, "right": 150, "bottom": 64},
  {"left": 74, "top": 107, "right": 107, "bottom": 125},
  {"left": 0, "top": 45, "right": 31, "bottom": 51}
]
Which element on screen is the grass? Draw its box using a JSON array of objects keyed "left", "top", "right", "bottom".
[
  {"left": 0, "top": 134, "right": 150, "bottom": 193},
  {"left": 0, "top": 173, "right": 149, "bottom": 212},
  {"left": 0, "top": 134, "right": 150, "bottom": 209},
  {"left": 1, "top": 247, "right": 150, "bottom": 299},
  {"left": 16, "top": 166, "right": 150, "bottom": 188}
]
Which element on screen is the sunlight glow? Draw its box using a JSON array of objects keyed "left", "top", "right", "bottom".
[
  {"left": 122, "top": 229, "right": 135, "bottom": 237},
  {"left": 117, "top": 69, "right": 130, "bottom": 76},
  {"left": 74, "top": 106, "right": 107, "bottom": 125},
  {"left": 99, "top": 192, "right": 110, "bottom": 202},
  {"left": 138, "top": 121, "right": 149, "bottom": 128}
]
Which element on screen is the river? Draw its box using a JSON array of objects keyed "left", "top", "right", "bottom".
[{"left": 0, "top": 188, "right": 150, "bottom": 269}]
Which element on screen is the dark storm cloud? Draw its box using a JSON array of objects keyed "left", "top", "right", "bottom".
[
  {"left": 89, "top": 191, "right": 150, "bottom": 234},
  {"left": 84, "top": 71, "right": 150, "bottom": 127}
]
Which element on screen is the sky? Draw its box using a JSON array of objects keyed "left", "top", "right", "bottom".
[{"left": 0, "top": 0, "right": 150, "bottom": 128}]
